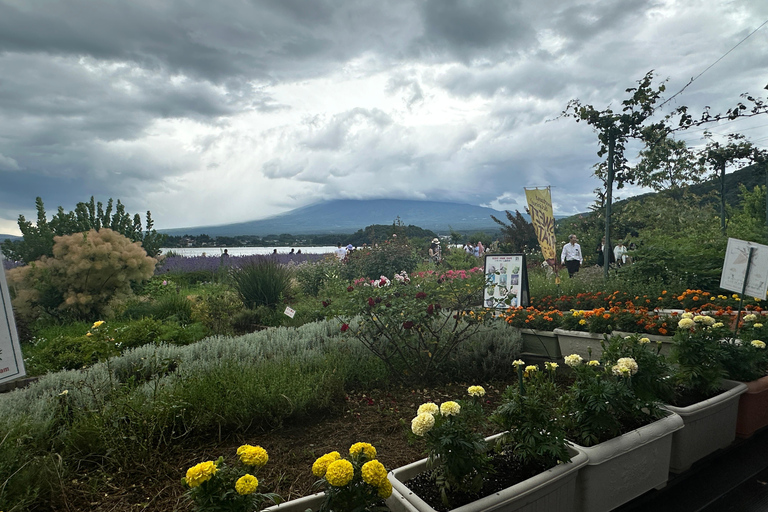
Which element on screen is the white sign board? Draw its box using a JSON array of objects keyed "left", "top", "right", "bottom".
[
  {"left": 483, "top": 254, "right": 525, "bottom": 309},
  {"left": 283, "top": 306, "right": 296, "bottom": 318},
  {"left": 720, "top": 238, "right": 768, "bottom": 298},
  {"left": 0, "top": 255, "right": 26, "bottom": 384}
]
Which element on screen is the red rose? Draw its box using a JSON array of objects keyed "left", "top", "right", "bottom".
[
  {"left": 341, "top": 323, "right": 349, "bottom": 332},
  {"left": 415, "top": 292, "right": 427, "bottom": 299},
  {"left": 427, "top": 304, "right": 434, "bottom": 315},
  {"left": 347, "top": 286, "right": 354, "bottom": 292},
  {"left": 368, "top": 297, "right": 375, "bottom": 307},
  {"left": 403, "top": 321, "right": 414, "bottom": 329},
  {"left": 322, "top": 301, "right": 329, "bottom": 308}
]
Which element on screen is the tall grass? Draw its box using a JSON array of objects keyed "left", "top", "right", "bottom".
[{"left": 230, "top": 260, "right": 294, "bottom": 309}]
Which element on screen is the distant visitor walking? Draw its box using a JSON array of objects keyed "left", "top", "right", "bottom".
[{"left": 561, "top": 234, "right": 583, "bottom": 278}]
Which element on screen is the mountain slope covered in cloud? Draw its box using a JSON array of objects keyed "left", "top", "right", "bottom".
[{"left": 159, "top": 199, "right": 513, "bottom": 236}]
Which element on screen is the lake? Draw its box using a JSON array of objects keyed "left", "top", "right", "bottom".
[{"left": 159, "top": 246, "right": 338, "bottom": 257}]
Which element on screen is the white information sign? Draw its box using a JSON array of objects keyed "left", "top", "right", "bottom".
[
  {"left": 0, "top": 255, "right": 26, "bottom": 384},
  {"left": 484, "top": 254, "right": 525, "bottom": 309},
  {"left": 720, "top": 238, "right": 768, "bottom": 298},
  {"left": 283, "top": 306, "right": 296, "bottom": 318}
]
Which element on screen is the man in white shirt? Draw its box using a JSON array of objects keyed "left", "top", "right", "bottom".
[
  {"left": 334, "top": 242, "right": 347, "bottom": 261},
  {"left": 560, "top": 234, "right": 583, "bottom": 278}
]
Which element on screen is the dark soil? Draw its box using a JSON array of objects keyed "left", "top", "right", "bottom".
[
  {"left": 668, "top": 387, "right": 722, "bottom": 408},
  {"left": 61, "top": 382, "right": 510, "bottom": 511},
  {"left": 404, "top": 452, "right": 552, "bottom": 512}
]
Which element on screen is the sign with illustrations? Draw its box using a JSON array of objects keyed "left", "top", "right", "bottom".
[
  {"left": 0, "top": 254, "right": 26, "bottom": 385},
  {"left": 483, "top": 253, "right": 529, "bottom": 309},
  {"left": 720, "top": 238, "right": 768, "bottom": 298}
]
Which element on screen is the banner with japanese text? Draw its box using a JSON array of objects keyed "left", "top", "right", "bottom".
[{"left": 524, "top": 187, "right": 557, "bottom": 265}]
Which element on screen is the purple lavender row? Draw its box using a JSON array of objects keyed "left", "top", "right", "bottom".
[{"left": 155, "top": 253, "right": 326, "bottom": 275}]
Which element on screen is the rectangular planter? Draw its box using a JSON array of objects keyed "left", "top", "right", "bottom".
[
  {"left": 519, "top": 329, "right": 561, "bottom": 359},
  {"left": 736, "top": 376, "right": 768, "bottom": 439},
  {"left": 552, "top": 329, "right": 607, "bottom": 360},
  {"left": 387, "top": 446, "right": 588, "bottom": 512},
  {"left": 568, "top": 411, "right": 684, "bottom": 512},
  {"left": 263, "top": 492, "right": 326, "bottom": 512},
  {"left": 663, "top": 379, "right": 748, "bottom": 473}
]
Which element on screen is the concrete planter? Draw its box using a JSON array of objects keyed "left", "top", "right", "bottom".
[
  {"left": 663, "top": 379, "right": 748, "bottom": 473},
  {"left": 735, "top": 375, "right": 768, "bottom": 439},
  {"left": 519, "top": 329, "right": 561, "bottom": 359},
  {"left": 263, "top": 492, "right": 326, "bottom": 512},
  {"left": 553, "top": 329, "right": 607, "bottom": 360},
  {"left": 387, "top": 446, "right": 588, "bottom": 512},
  {"left": 568, "top": 411, "right": 684, "bottom": 512}
]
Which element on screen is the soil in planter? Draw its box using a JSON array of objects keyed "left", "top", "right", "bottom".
[
  {"left": 668, "top": 387, "right": 721, "bottom": 408},
  {"left": 404, "top": 451, "right": 553, "bottom": 512}
]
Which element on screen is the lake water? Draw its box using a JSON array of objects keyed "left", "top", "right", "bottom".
[{"left": 159, "top": 246, "right": 338, "bottom": 257}]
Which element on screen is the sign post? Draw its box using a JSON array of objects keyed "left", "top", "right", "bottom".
[
  {"left": 720, "top": 238, "right": 768, "bottom": 334},
  {"left": 483, "top": 253, "right": 529, "bottom": 309},
  {"left": 0, "top": 254, "right": 26, "bottom": 385}
]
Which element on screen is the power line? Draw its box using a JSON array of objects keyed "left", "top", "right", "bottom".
[{"left": 659, "top": 18, "right": 768, "bottom": 109}]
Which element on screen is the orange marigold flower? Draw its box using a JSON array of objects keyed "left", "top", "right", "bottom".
[{"left": 659, "top": 328, "right": 668, "bottom": 335}]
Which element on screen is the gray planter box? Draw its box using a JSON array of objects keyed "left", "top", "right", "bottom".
[
  {"left": 553, "top": 329, "right": 607, "bottom": 360},
  {"left": 387, "top": 446, "right": 588, "bottom": 512},
  {"left": 519, "top": 329, "right": 561, "bottom": 359},
  {"left": 663, "top": 379, "right": 748, "bottom": 473},
  {"left": 568, "top": 411, "right": 684, "bottom": 512}
]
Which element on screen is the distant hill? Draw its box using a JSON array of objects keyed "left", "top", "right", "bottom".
[
  {"left": 0, "top": 234, "right": 20, "bottom": 243},
  {"left": 160, "top": 199, "right": 521, "bottom": 237}
]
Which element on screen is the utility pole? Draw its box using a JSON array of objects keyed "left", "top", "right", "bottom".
[{"left": 604, "top": 130, "right": 615, "bottom": 280}]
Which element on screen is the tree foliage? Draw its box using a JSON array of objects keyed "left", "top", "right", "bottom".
[
  {"left": 6, "top": 228, "right": 157, "bottom": 321},
  {"left": 1, "top": 196, "right": 166, "bottom": 263},
  {"left": 490, "top": 210, "right": 538, "bottom": 253}
]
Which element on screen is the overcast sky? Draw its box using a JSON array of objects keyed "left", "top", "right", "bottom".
[{"left": 1, "top": 0, "right": 767, "bottom": 235}]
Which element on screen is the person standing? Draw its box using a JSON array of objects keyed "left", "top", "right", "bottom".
[
  {"left": 334, "top": 242, "right": 347, "bottom": 261},
  {"left": 561, "top": 234, "right": 583, "bottom": 278},
  {"left": 428, "top": 238, "right": 441, "bottom": 264},
  {"left": 614, "top": 241, "right": 628, "bottom": 267}
]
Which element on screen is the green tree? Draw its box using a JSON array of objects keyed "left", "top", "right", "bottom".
[
  {"left": 1, "top": 196, "right": 166, "bottom": 262},
  {"left": 490, "top": 210, "right": 538, "bottom": 253},
  {"left": 698, "top": 132, "right": 755, "bottom": 234},
  {"left": 634, "top": 127, "right": 705, "bottom": 197}
]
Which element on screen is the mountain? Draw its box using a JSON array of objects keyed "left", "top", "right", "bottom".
[
  {"left": 0, "top": 234, "right": 20, "bottom": 243},
  {"left": 160, "top": 199, "right": 519, "bottom": 237}
]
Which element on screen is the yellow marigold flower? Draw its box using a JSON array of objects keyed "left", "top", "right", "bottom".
[
  {"left": 467, "top": 385, "right": 486, "bottom": 397},
  {"left": 734, "top": 294, "right": 740, "bottom": 299},
  {"left": 312, "top": 452, "right": 341, "bottom": 477},
  {"left": 681, "top": 312, "right": 694, "bottom": 319},
  {"left": 377, "top": 478, "right": 393, "bottom": 499},
  {"left": 350, "top": 442, "right": 377, "bottom": 461},
  {"left": 564, "top": 354, "right": 583, "bottom": 367},
  {"left": 579, "top": 319, "right": 587, "bottom": 325},
  {"left": 325, "top": 459, "right": 354, "bottom": 487},
  {"left": 693, "top": 315, "right": 705, "bottom": 323},
  {"left": 361, "top": 460, "right": 388, "bottom": 487},
  {"left": 751, "top": 340, "right": 766, "bottom": 349},
  {"left": 587, "top": 360, "right": 600, "bottom": 366},
  {"left": 713, "top": 322, "right": 724, "bottom": 328},
  {"left": 238, "top": 445, "right": 268, "bottom": 467},
  {"left": 185, "top": 461, "right": 218, "bottom": 488},
  {"left": 92, "top": 320, "right": 105, "bottom": 329},
  {"left": 86, "top": 332, "right": 93, "bottom": 337},
  {"left": 744, "top": 314, "right": 758, "bottom": 322},
  {"left": 417, "top": 402, "right": 439, "bottom": 415},
  {"left": 524, "top": 365, "right": 538, "bottom": 374},
  {"left": 512, "top": 359, "right": 525, "bottom": 367},
  {"left": 755, "top": 323, "right": 764, "bottom": 328},
  {"left": 702, "top": 316, "right": 715, "bottom": 326},
  {"left": 678, "top": 318, "right": 695, "bottom": 329},
  {"left": 411, "top": 413, "right": 435, "bottom": 436},
  {"left": 612, "top": 365, "right": 631, "bottom": 376},
  {"left": 639, "top": 337, "right": 651, "bottom": 344},
  {"left": 545, "top": 362, "right": 559, "bottom": 371},
  {"left": 235, "top": 474, "right": 259, "bottom": 495},
  {"left": 440, "top": 401, "right": 461, "bottom": 417}
]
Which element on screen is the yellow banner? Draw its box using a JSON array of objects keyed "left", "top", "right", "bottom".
[{"left": 525, "top": 188, "right": 557, "bottom": 263}]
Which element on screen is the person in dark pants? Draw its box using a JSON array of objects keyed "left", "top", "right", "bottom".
[{"left": 560, "top": 234, "right": 583, "bottom": 278}]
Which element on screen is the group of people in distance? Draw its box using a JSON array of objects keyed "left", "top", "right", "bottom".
[
  {"left": 560, "top": 234, "right": 636, "bottom": 278},
  {"left": 463, "top": 241, "right": 485, "bottom": 258}
]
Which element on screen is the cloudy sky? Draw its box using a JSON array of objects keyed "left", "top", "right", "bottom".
[{"left": 1, "top": 0, "right": 767, "bottom": 235}]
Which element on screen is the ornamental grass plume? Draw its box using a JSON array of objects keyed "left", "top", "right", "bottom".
[
  {"left": 311, "top": 443, "right": 392, "bottom": 511},
  {"left": 182, "top": 446, "right": 280, "bottom": 512}
]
